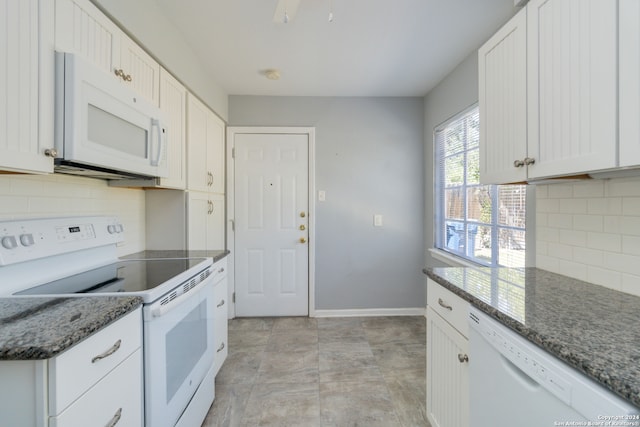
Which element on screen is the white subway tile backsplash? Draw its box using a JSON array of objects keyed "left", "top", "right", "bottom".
[
  {"left": 557, "top": 259, "right": 588, "bottom": 281},
  {"left": 0, "top": 175, "right": 145, "bottom": 255},
  {"left": 586, "top": 232, "right": 621, "bottom": 252},
  {"left": 548, "top": 213, "right": 573, "bottom": 229},
  {"left": 587, "top": 197, "right": 622, "bottom": 215},
  {"left": 558, "top": 229, "right": 586, "bottom": 247},
  {"left": 605, "top": 177, "right": 640, "bottom": 197},
  {"left": 621, "top": 274, "right": 640, "bottom": 297},
  {"left": 622, "top": 197, "right": 640, "bottom": 216},
  {"left": 619, "top": 217, "right": 640, "bottom": 236},
  {"left": 548, "top": 184, "right": 573, "bottom": 199},
  {"left": 587, "top": 266, "right": 622, "bottom": 290},
  {"left": 536, "top": 177, "right": 640, "bottom": 297},
  {"left": 573, "top": 180, "right": 604, "bottom": 198},
  {"left": 622, "top": 236, "right": 640, "bottom": 256},
  {"left": 559, "top": 198, "right": 587, "bottom": 214},
  {"left": 603, "top": 252, "right": 640, "bottom": 276},
  {"left": 573, "top": 214, "right": 603, "bottom": 232}
]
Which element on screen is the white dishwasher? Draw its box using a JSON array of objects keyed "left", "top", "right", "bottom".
[{"left": 468, "top": 307, "right": 639, "bottom": 427}]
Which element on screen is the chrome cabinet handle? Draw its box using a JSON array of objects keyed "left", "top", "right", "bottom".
[
  {"left": 105, "top": 408, "right": 122, "bottom": 427},
  {"left": 92, "top": 339, "right": 122, "bottom": 363},
  {"left": 207, "top": 200, "right": 214, "bottom": 214},
  {"left": 218, "top": 267, "right": 225, "bottom": 273},
  {"left": 458, "top": 353, "right": 469, "bottom": 363},
  {"left": 207, "top": 172, "right": 213, "bottom": 186},
  {"left": 217, "top": 299, "right": 225, "bottom": 308},
  {"left": 217, "top": 342, "right": 225, "bottom": 353},
  {"left": 437, "top": 298, "right": 453, "bottom": 311},
  {"left": 513, "top": 159, "right": 525, "bottom": 167},
  {"left": 524, "top": 157, "right": 536, "bottom": 165}
]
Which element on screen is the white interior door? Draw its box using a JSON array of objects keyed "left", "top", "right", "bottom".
[{"left": 234, "top": 133, "right": 309, "bottom": 317}]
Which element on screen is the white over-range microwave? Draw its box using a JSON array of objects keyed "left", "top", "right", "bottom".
[{"left": 54, "top": 52, "right": 168, "bottom": 180}]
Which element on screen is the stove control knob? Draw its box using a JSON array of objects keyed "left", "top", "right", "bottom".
[
  {"left": 107, "top": 225, "right": 117, "bottom": 234},
  {"left": 1, "top": 236, "right": 18, "bottom": 250},
  {"left": 19, "top": 234, "right": 35, "bottom": 247}
]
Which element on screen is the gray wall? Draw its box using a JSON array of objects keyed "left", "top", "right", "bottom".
[
  {"left": 229, "top": 96, "right": 425, "bottom": 310},
  {"left": 423, "top": 52, "right": 480, "bottom": 269}
]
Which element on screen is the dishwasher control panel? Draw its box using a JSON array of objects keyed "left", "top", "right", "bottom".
[{"left": 469, "top": 309, "right": 572, "bottom": 405}]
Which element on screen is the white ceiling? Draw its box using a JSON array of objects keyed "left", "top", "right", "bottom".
[{"left": 153, "top": 0, "right": 517, "bottom": 97}]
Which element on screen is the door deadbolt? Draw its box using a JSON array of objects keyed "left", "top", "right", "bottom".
[{"left": 300, "top": 212, "right": 306, "bottom": 218}]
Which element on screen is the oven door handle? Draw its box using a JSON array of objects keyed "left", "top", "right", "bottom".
[{"left": 151, "top": 278, "right": 211, "bottom": 318}]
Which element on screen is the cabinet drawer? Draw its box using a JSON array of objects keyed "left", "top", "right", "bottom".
[
  {"left": 427, "top": 279, "right": 470, "bottom": 338},
  {"left": 211, "top": 258, "right": 228, "bottom": 284},
  {"left": 49, "top": 349, "right": 143, "bottom": 427},
  {"left": 49, "top": 308, "right": 142, "bottom": 415}
]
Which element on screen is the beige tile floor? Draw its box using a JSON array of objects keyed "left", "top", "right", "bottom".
[{"left": 201, "top": 316, "right": 430, "bottom": 427}]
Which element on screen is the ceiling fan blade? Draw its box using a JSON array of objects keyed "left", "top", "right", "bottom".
[{"left": 272, "top": 0, "right": 302, "bottom": 24}]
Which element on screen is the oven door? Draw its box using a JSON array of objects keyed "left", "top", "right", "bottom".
[{"left": 143, "top": 275, "right": 215, "bottom": 427}]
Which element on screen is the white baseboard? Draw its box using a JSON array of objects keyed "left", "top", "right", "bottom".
[{"left": 312, "top": 307, "right": 427, "bottom": 318}]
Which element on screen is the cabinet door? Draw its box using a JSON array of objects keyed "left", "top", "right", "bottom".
[
  {"left": 426, "top": 307, "right": 469, "bottom": 427},
  {"left": 0, "top": 0, "right": 54, "bottom": 173},
  {"left": 159, "top": 68, "right": 187, "bottom": 189},
  {"left": 213, "top": 274, "right": 228, "bottom": 375},
  {"left": 54, "top": 0, "right": 121, "bottom": 76},
  {"left": 620, "top": 0, "right": 640, "bottom": 167},
  {"left": 119, "top": 35, "right": 160, "bottom": 106},
  {"left": 479, "top": 7, "right": 527, "bottom": 185},
  {"left": 187, "top": 95, "right": 211, "bottom": 193},
  {"left": 208, "top": 194, "right": 225, "bottom": 250},
  {"left": 207, "top": 112, "right": 226, "bottom": 195},
  {"left": 187, "top": 191, "right": 209, "bottom": 251},
  {"left": 527, "top": 0, "right": 617, "bottom": 178}
]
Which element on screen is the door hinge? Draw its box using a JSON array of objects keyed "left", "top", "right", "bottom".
[
  {"left": 232, "top": 292, "right": 236, "bottom": 303},
  {"left": 230, "top": 219, "right": 235, "bottom": 232}
]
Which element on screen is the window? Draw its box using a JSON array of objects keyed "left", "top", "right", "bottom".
[{"left": 434, "top": 105, "right": 526, "bottom": 267}]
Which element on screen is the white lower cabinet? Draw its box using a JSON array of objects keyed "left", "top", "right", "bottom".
[
  {"left": 0, "top": 308, "right": 143, "bottom": 426},
  {"left": 212, "top": 258, "right": 229, "bottom": 375},
  {"left": 426, "top": 279, "right": 470, "bottom": 427}
]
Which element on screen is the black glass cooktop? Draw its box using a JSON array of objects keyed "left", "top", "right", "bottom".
[{"left": 16, "top": 258, "right": 208, "bottom": 295}]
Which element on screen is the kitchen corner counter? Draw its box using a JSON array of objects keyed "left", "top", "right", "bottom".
[
  {"left": 122, "top": 249, "right": 230, "bottom": 263},
  {"left": 0, "top": 296, "right": 142, "bottom": 360},
  {"left": 424, "top": 267, "right": 640, "bottom": 408}
]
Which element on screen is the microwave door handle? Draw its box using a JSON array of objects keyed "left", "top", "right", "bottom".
[{"left": 150, "top": 118, "right": 163, "bottom": 167}]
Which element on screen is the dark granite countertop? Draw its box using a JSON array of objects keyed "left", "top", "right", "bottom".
[
  {"left": 424, "top": 267, "right": 640, "bottom": 408},
  {"left": 122, "top": 249, "right": 230, "bottom": 263},
  {"left": 0, "top": 296, "right": 142, "bottom": 360}
]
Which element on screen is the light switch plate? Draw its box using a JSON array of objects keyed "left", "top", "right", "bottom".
[
  {"left": 374, "top": 214, "right": 383, "bottom": 227},
  {"left": 318, "top": 190, "right": 326, "bottom": 201}
]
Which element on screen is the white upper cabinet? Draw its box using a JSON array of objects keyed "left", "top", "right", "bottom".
[
  {"left": 55, "top": 0, "right": 160, "bottom": 106},
  {"left": 480, "top": 0, "right": 619, "bottom": 183},
  {"left": 158, "top": 68, "right": 187, "bottom": 189},
  {"left": 187, "top": 94, "right": 225, "bottom": 194},
  {"left": 479, "top": 7, "right": 527, "bottom": 184},
  {"left": 527, "top": 0, "right": 617, "bottom": 179},
  {"left": 619, "top": 0, "right": 640, "bottom": 167},
  {"left": 0, "top": 0, "right": 55, "bottom": 174}
]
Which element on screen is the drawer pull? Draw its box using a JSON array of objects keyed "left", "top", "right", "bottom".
[
  {"left": 217, "top": 299, "right": 225, "bottom": 308},
  {"left": 217, "top": 342, "right": 225, "bottom": 353},
  {"left": 438, "top": 298, "right": 453, "bottom": 311},
  {"left": 218, "top": 267, "right": 225, "bottom": 273},
  {"left": 105, "top": 407, "right": 122, "bottom": 427},
  {"left": 458, "top": 353, "right": 469, "bottom": 363},
  {"left": 92, "top": 339, "right": 122, "bottom": 363}
]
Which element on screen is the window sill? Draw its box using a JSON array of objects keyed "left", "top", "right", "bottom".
[{"left": 428, "top": 248, "right": 486, "bottom": 269}]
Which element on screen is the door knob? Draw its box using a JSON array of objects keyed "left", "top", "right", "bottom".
[
  {"left": 299, "top": 225, "right": 306, "bottom": 231},
  {"left": 299, "top": 237, "right": 307, "bottom": 243},
  {"left": 300, "top": 212, "right": 306, "bottom": 218}
]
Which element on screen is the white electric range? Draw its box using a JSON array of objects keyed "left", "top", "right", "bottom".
[{"left": 0, "top": 216, "right": 218, "bottom": 427}]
